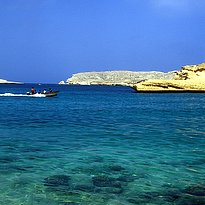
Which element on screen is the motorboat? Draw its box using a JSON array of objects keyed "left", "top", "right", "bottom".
[{"left": 26, "top": 91, "right": 59, "bottom": 97}]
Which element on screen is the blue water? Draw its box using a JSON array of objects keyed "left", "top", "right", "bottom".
[{"left": 0, "top": 84, "right": 204, "bottom": 205}]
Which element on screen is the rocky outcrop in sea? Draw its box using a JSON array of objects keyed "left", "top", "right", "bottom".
[
  {"left": 134, "top": 62, "right": 205, "bottom": 92},
  {"left": 59, "top": 71, "right": 175, "bottom": 86}
]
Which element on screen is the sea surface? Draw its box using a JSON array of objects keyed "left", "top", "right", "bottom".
[{"left": 0, "top": 84, "right": 204, "bottom": 205}]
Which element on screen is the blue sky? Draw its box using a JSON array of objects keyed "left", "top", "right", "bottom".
[{"left": 0, "top": 0, "right": 205, "bottom": 83}]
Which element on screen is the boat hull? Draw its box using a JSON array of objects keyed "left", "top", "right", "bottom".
[
  {"left": 27, "top": 91, "right": 59, "bottom": 97},
  {"left": 43, "top": 92, "right": 58, "bottom": 97}
]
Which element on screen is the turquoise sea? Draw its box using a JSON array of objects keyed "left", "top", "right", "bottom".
[{"left": 0, "top": 84, "right": 204, "bottom": 205}]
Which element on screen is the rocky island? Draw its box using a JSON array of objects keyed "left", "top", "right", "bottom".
[
  {"left": 0, "top": 79, "right": 22, "bottom": 84},
  {"left": 60, "top": 71, "right": 175, "bottom": 86},
  {"left": 60, "top": 61, "right": 205, "bottom": 92},
  {"left": 133, "top": 62, "right": 205, "bottom": 92}
]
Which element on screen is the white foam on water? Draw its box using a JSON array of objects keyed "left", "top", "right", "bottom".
[{"left": 0, "top": 93, "right": 46, "bottom": 97}]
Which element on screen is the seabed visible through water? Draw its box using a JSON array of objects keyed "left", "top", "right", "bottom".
[{"left": 0, "top": 84, "right": 204, "bottom": 204}]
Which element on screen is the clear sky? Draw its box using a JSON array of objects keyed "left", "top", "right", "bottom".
[{"left": 0, "top": 0, "right": 205, "bottom": 83}]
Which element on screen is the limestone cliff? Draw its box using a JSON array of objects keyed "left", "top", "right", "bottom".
[
  {"left": 62, "top": 71, "right": 175, "bottom": 86},
  {"left": 175, "top": 62, "right": 205, "bottom": 80},
  {"left": 134, "top": 62, "right": 205, "bottom": 92}
]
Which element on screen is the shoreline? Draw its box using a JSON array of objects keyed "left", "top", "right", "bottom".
[
  {"left": 59, "top": 62, "right": 205, "bottom": 93},
  {"left": 133, "top": 88, "right": 205, "bottom": 93}
]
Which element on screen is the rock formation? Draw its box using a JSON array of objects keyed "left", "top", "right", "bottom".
[
  {"left": 0, "top": 79, "right": 22, "bottom": 84},
  {"left": 61, "top": 71, "right": 175, "bottom": 86},
  {"left": 134, "top": 62, "right": 205, "bottom": 92},
  {"left": 58, "top": 80, "right": 65, "bottom": 85},
  {"left": 175, "top": 62, "right": 205, "bottom": 80}
]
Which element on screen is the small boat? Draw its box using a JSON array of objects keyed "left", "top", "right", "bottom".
[
  {"left": 43, "top": 91, "right": 59, "bottom": 97},
  {"left": 26, "top": 91, "right": 59, "bottom": 97}
]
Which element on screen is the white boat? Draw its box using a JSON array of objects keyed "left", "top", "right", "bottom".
[{"left": 26, "top": 91, "right": 59, "bottom": 97}]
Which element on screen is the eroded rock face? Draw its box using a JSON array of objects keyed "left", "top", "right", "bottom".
[
  {"left": 134, "top": 62, "right": 205, "bottom": 92},
  {"left": 134, "top": 79, "right": 205, "bottom": 92},
  {"left": 60, "top": 71, "right": 175, "bottom": 86},
  {"left": 175, "top": 62, "right": 205, "bottom": 80}
]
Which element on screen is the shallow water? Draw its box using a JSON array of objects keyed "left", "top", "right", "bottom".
[{"left": 0, "top": 84, "right": 204, "bottom": 205}]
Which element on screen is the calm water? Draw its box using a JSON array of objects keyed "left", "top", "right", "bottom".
[{"left": 0, "top": 84, "right": 204, "bottom": 205}]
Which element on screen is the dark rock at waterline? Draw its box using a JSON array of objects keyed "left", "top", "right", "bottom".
[
  {"left": 92, "top": 176, "right": 121, "bottom": 188},
  {"left": 184, "top": 184, "right": 205, "bottom": 196},
  {"left": 108, "top": 165, "right": 125, "bottom": 172},
  {"left": 44, "top": 175, "right": 71, "bottom": 187}
]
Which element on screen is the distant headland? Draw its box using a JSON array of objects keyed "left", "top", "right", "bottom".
[
  {"left": 59, "top": 61, "right": 205, "bottom": 92},
  {"left": 0, "top": 79, "right": 22, "bottom": 84},
  {"left": 59, "top": 71, "right": 175, "bottom": 86},
  {"left": 133, "top": 62, "right": 205, "bottom": 92}
]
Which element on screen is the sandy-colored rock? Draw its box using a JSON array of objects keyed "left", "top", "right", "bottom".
[
  {"left": 134, "top": 79, "right": 205, "bottom": 92},
  {"left": 175, "top": 62, "right": 205, "bottom": 80},
  {"left": 134, "top": 62, "right": 205, "bottom": 92}
]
